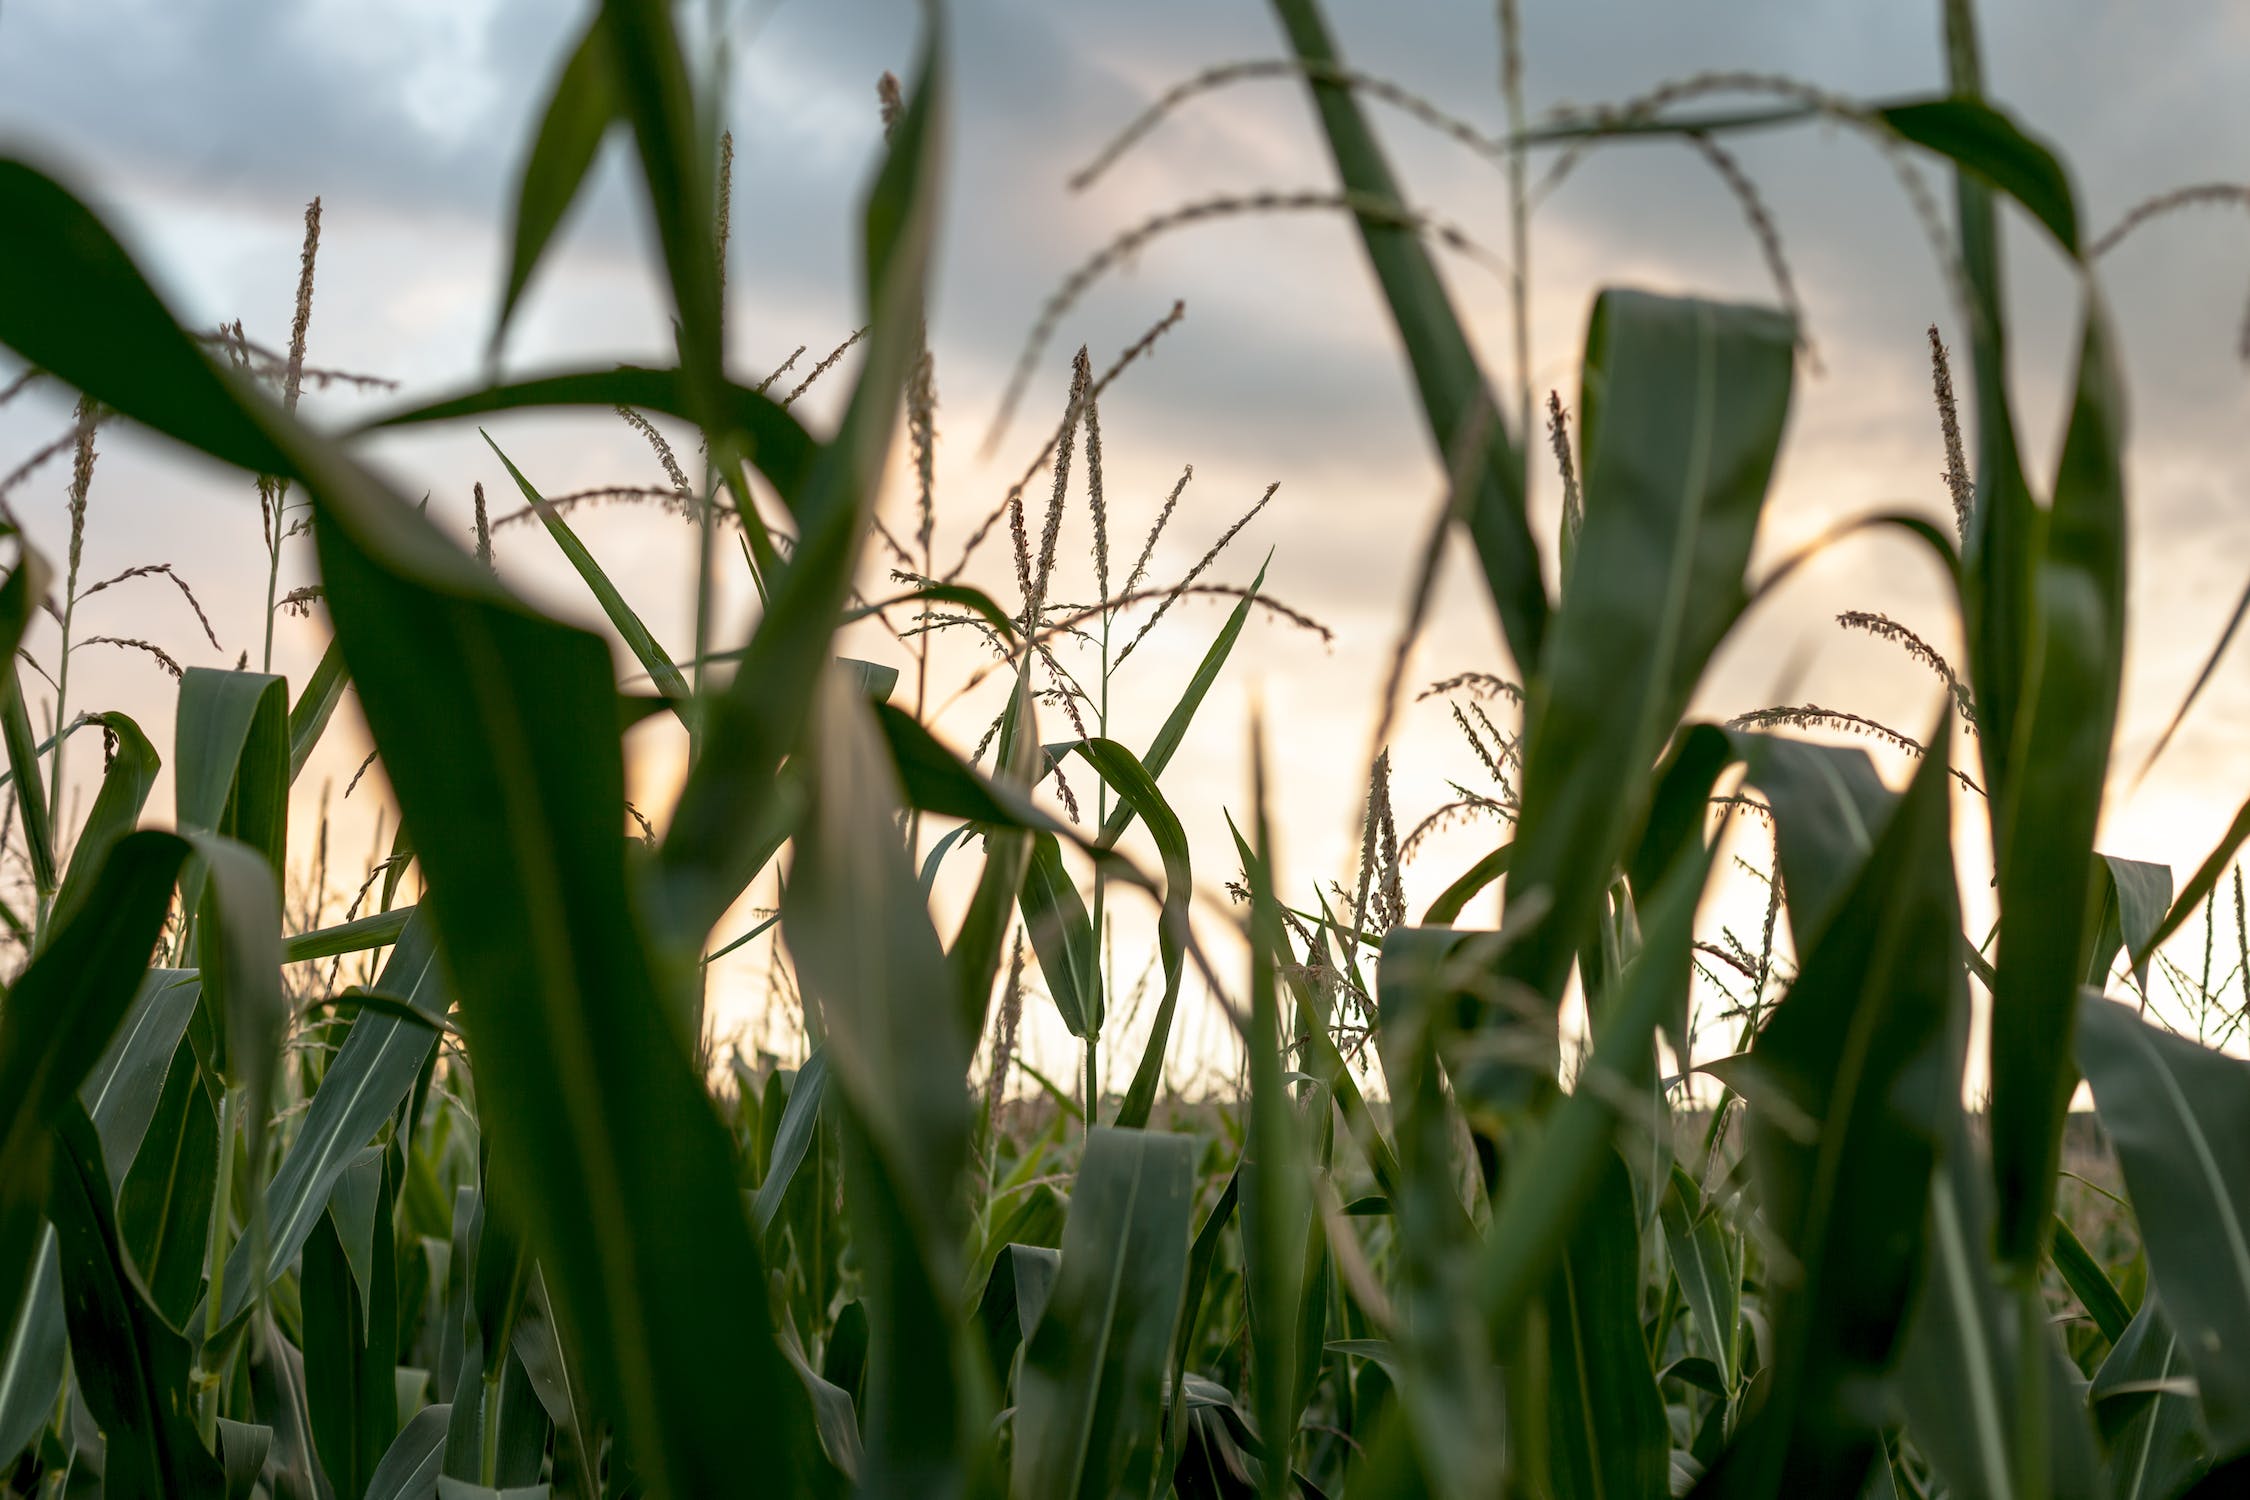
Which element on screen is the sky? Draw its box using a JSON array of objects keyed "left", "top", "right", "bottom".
[{"left": 3, "top": 0, "right": 2248, "bottom": 1089}]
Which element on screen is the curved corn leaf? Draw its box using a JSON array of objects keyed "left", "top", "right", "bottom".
[
  {"left": 1422, "top": 842, "right": 1510, "bottom": 926},
  {"left": 1988, "top": 303, "right": 2127, "bottom": 1268},
  {"left": 1661, "top": 1164, "right": 1743, "bottom": 1394},
  {"left": 365, "top": 1404, "right": 452, "bottom": 1500},
  {"left": 1700, "top": 724, "right": 1960, "bottom": 1498},
  {"left": 214, "top": 912, "right": 444, "bottom": 1328},
  {"left": 1014, "top": 1127, "right": 1196, "bottom": 1500},
  {"left": 495, "top": 16, "right": 617, "bottom": 351},
  {"left": 2137, "top": 793, "right": 2250, "bottom": 970},
  {"left": 0, "top": 829, "right": 190, "bottom": 1345},
  {"left": 975, "top": 1242, "right": 1060, "bottom": 1386},
  {"left": 2092, "top": 1294, "right": 2211, "bottom": 1499},
  {"left": 288, "top": 636, "right": 349, "bottom": 783},
  {"left": 1876, "top": 99, "right": 2078, "bottom": 253},
  {"left": 1020, "top": 832, "right": 1101, "bottom": 1039},
  {"left": 84, "top": 970, "right": 202, "bottom": 1181},
  {"left": 1266, "top": 0, "right": 1545, "bottom": 676},
  {"left": 483, "top": 433, "right": 688, "bottom": 700},
  {"left": 47, "top": 710, "right": 159, "bottom": 935},
  {"left": 1504, "top": 289, "right": 1793, "bottom": 1008},
  {"left": 1097, "top": 558, "right": 1266, "bottom": 850},
  {"left": 2078, "top": 995, "right": 2250, "bottom": 1455},
  {"left": 1073, "top": 738, "right": 1190, "bottom": 1130},
  {"left": 50, "top": 1103, "right": 225, "bottom": 1500},
  {"left": 2051, "top": 1215, "right": 2132, "bottom": 1347},
  {"left": 750, "top": 1048, "right": 828, "bottom": 1239},
  {"left": 600, "top": 0, "right": 722, "bottom": 414},
  {"left": 511, "top": 1271, "right": 595, "bottom": 1500},
  {"left": 2088, "top": 854, "right": 2171, "bottom": 996},
  {"left": 359, "top": 366, "right": 816, "bottom": 501}
]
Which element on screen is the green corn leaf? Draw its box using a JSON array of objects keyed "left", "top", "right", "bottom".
[
  {"left": 599, "top": 0, "right": 722, "bottom": 415},
  {"left": 1988, "top": 302, "right": 2128, "bottom": 1269},
  {"left": 1014, "top": 1127, "right": 1196, "bottom": 1500},
  {"left": 2092, "top": 1294, "right": 2212, "bottom": 1500},
  {"left": 782, "top": 674, "right": 984, "bottom": 1493},
  {"left": 652, "top": 34, "right": 941, "bottom": 950},
  {"left": 174, "top": 668, "right": 289, "bottom": 896},
  {"left": 1421, "top": 841, "right": 1510, "bottom": 926},
  {"left": 975, "top": 1242, "right": 1059, "bottom": 1388},
  {"left": 214, "top": 1419, "right": 271, "bottom": 1500},
  {"left": 302, "top": 1167, "right": 400, "bottom": 1500},
  {"left": 114, "top": 1039, "right": 217, "bottom": 1328},
  {"left": 47, "top": 710, "right": 159, "bottom": 935},
  {"left": 246, "top": 1316, "right": 328, "bottom": 1500},
  {"left": 1475, "top": 808, "right": 1713, "bottom": 1340},
  {"left": 511, "top": 1271, "right": 596, "bottom": 1500},
  {"left": 283, "top": 905, "right": 416, "bottom": 965},
  {"left": 185, "top": 828, "right": 288, "bottom": 1214},
  {"left": 1726, "top": 733, "right": 1895, "bottom": 953},
  {"left": 0, "top": 829, "right": 190, "bottom": 1346},
  {"left": 948, "top": 677, "right": 1038, "bottom": 1040},
  {"left": 1542, "top": 1150, "right": 1669, "bottom": 1500},
  {"left": 1073, "top": 738, "right": 1191, "bottom": 1130},
  {"left": 365, "top": 1404, "right": 452, "bottom": 1500},
  {"left": 83, "top": 970, "right": 202, "bottom": 1181},
  {"left": 1876, "top": 98, "right": 2078, "bottom": 254},
  {"left": 1502, "top": 288, "right": 1793, "bottom": 1010},
  {"left": 288, "top": 635, "right": 350, "bottom": 783},
  {"left": 483, "top": 433, "right": 690, "bottom": 699},
  {"left": 0, "top": 155, "right": 822, "bottom": 1491},
  {"left": 359, "top": 366, "right": 816, "bottom": 502},
  {"left": 2087, "top": 854, "right": 2172, "bottom": 996},
  {"left": 2077, "top": 995, "right": 2250, "bottom": 1454},
  {"left": 1700, "top": 723, "right": 1961, "bottom": 1498},
  {"left": 49, "top": 1103, "right": 225, "bottom": 1500},
  {"left": 0, "top": 1236, "right": 62, "bottom": 1470},
  {"left": 1660, "top": 1164, "right": 1743, "bottom": 1393},
  {"left": 750, "top": 1047, "right": 828, "bottom": 1240},
  {"left": 0, "top": 671, "right": 55, "bottom": 905},
  {"left": 494, "top": 16, "right": 617, "bottom": 352},
  {"left": 213, "top": 912, "right": 444, "bottom": 1328},
  {"left": 2135, "top": 792, "right": 2250, "bottom": 969},
  {"left": 1019, "top": 832, "right": 1102, "bottom": 1040},
  {"left": 1164, "top": 1166, "right": 1240, "bottom": 1475},
  {"left": 2051, "top": 1215, "right": 2133, "bottom": 1347},
  {"left": 1267, "top": 0, "right": 1546, "bottom": 677},
  {"left": 1241, "top": 752, "right": 1309, "bottom": 1500},
  {"left": 1096, "top": 558, "right": 1267, "bottom": 850}
]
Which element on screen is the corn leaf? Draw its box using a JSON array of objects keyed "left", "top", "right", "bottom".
[
  {"left": 2078, "top": 995, "right": 2250, "bottom": 1455},
  {"left": 1266, "top": 0, "right": 1546, "bottom": 677},
  {"left": 1014, "top": 1127, "right": 1196, "bottom": 1500},
  {"left": 1700, "top": 723, "right": 1961, "bottom": 1497}
]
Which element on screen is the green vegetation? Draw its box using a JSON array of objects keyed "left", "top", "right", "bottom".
[{"left": 2, "top": 0, "right": 2250, "bottom": 1496}]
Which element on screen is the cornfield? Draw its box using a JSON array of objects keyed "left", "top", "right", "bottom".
[{"left": 3, "top": 0, "right": 2249, "bottom": 1496}]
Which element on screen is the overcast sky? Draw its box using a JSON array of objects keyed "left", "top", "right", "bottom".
[{"left": 4, "top": 1, "right": 2248, "bottom": 1077}]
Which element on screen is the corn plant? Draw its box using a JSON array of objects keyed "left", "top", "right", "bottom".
[{"left": 2, "top": 0, "right": 2250, "bottom": 1497}]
